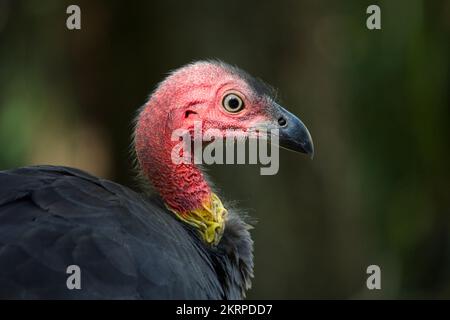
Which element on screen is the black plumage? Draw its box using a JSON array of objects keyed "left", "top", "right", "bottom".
[{"left": 0, "top": 165, "right": 253, "bottom": 299}]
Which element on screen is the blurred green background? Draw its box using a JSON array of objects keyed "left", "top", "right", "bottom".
[{"left": 0, "top": 0, "right": 449, "bottom": 299}]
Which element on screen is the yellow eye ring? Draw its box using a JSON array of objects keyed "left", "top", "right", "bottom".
[{"left": 222, "top": 93, "right": 244, "bottom": 113}]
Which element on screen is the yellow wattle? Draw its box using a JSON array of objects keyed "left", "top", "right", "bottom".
[{"left": 167, "top": 193, "right": 228, "bottom": 245}]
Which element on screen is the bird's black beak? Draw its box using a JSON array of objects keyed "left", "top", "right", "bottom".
[{"left": 272, "top": 103, "right": 314, "bottom": 158}]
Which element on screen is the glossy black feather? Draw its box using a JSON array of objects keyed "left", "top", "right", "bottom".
[{"left": 0, "top": 166, "right": 253, "bottom": 299}]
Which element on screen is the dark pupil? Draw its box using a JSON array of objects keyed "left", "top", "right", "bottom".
[{"left": 228, "top": 97, "right": 240, "bottom": 110}]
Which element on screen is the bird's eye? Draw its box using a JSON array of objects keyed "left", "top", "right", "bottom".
[{"left": 222, "top": 93, "right": 244, "bottom": 113}]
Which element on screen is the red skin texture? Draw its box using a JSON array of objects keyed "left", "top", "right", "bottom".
[{"left": 135, "top": 62, "right": 271, "bottom": 213}]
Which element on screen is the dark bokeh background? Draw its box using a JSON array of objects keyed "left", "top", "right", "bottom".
[{"left": 0, "top": 0, "right": 449, "bottom": 298}]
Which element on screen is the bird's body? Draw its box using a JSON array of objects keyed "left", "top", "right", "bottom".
[
  {"left": 0, "top": 61, "right": 313, "bottom": 299},
  {"left": 0, "top": 165, "right": 252, "bottom": 299}
]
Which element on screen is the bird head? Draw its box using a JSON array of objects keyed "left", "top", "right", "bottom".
[
  {"left": 135, "top": 61, "right": 313, "bottom": 245},
  {"left": 145, "top": 61, "right": 313, "bottom": 156}
]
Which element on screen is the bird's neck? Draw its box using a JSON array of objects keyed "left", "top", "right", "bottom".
[{"left": 135, "top": 105, "right": 227, "bottom": 245}]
